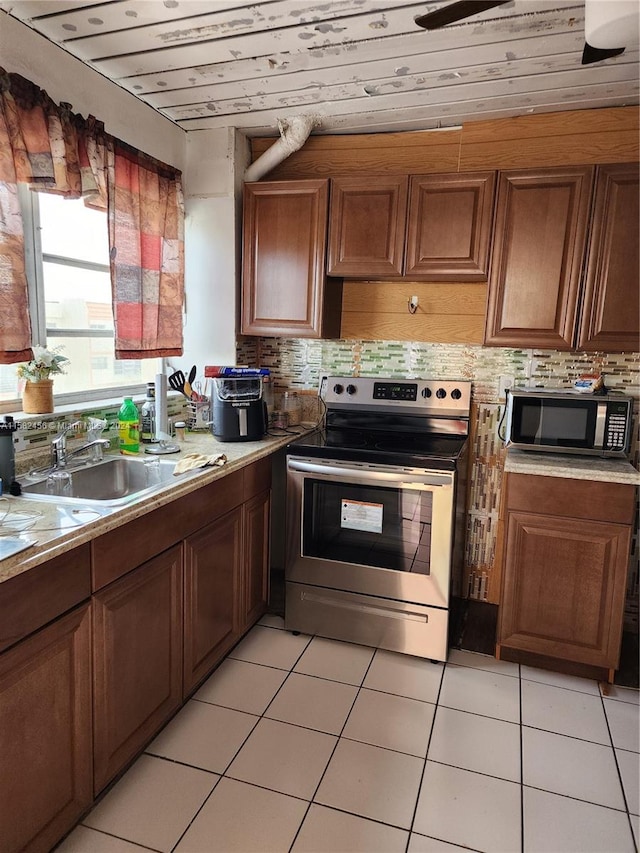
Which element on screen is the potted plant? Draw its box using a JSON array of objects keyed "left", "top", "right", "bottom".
[{"left": 17, "top": 346, "right": 69, "bottom": 414}]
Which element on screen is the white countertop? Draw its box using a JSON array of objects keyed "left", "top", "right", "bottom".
[
  {"left": 0, "top": 426, "right": 311, "bottom": 585},
  {"left": 504, "top": 448, "right": 640, "bottom": 485}
]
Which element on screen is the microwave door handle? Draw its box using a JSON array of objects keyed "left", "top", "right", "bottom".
[{"left": 594, "top": 404, "right": 606, "bottom": 448}]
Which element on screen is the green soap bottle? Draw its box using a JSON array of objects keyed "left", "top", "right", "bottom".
[{"left": 118, "top": 397, "right": 140, "bottom": 455}]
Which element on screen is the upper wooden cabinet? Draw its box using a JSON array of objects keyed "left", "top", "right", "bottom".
[
  {"left": 325, "top": 172, "right": 496, "bottom": 281},
  {"left": 484, "top": 165, "right": 595, "bottom": 349},
  {"left": 327, "top": 176, "right": 408, "bottom": 277},
  {"left": 405, "top": 172, "right": 496, "bottom": 281},
  {"left": 578, "top": 162, "right": 640, "bottom": 352},
  {"left": 241, "top": 179, "right": 341, "bottom": 338}
]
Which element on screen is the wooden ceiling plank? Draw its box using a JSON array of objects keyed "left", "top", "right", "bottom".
[
  {"left": 54, "top": 1, "right": 432, "bottom": 62},
  {"left": 87, "top": 2, "right": 585, "bottom": 78},
  {"left": 179, "top": 87, "right": 639, "bottom": 133},
  {"left": 13, "top": 0, "right": 257, "bottom": 42},
  {"left": 122, "top": 12, "right": 586, "bottom": 95},
  {"left": 142, "top": 31, "right": 587, "bottom": 109},
  {"left": 166, "top": 63, "right": 639, "bottom": 121}
]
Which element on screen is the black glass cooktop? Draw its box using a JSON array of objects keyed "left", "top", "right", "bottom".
[{"left": 287, "top": 426, "right": 468, "bottom": 471}]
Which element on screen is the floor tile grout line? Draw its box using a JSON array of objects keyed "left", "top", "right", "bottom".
[
  {"left": 77, "top": 823, "right": 163, "bottom": 852},
  {"left": 598, "top": 678, "right": 637, "bottom": 833},
  {"left": 404, "top": 656, "right": 447, "bottom": 852},
  {"left": 169, "top": 631, "right": 315, "bottom": 853},
  {"left": 286, "top": 643, "right": 379, "bottom": 853},
  {"left": 521, "top": 782, "right": 631, "bottom": 814},
  {"left": 518, "top": 665, "right": 526, "bottom": 853}
]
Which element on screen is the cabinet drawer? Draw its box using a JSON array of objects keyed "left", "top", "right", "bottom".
[
  {"left": 506, "top": 473, "right": 635, "bottom": 524},
  {"left": 92, "top": 469, "right": 243, "bottom": 590},
  {"left": 0, "top": 544, "right": 91, "bottom": 653}
]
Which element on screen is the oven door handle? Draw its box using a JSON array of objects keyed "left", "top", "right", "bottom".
[{"left": 286, "top": 457, "right": 453, "bottom": 487}]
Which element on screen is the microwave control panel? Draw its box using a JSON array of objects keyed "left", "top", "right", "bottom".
[{"left": 604, "top": 402, "right": 631, "bottom": 452}]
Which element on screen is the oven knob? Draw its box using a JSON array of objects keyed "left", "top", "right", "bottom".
[
  {"left": 421, "top": 387, "right": 432, "bottom": 398},
  {"left": 436, "top": 388, "right": 447, "bottom": 399},
  {"left": 333, "top": 383, "right": 344, "bottom": 394},
  {"left": 346, "top": 384, "right": 357, "bottom": 395},
  {"left": 451, "top": 388, "right": 462, "bottom": 400}
]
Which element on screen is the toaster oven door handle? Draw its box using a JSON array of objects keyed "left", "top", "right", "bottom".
[
  {"left": 286, "top": 457, "right": 453, "bottom": 488},
  {"left": 594, "top": 403, "right": 606, "bottom": 449}
]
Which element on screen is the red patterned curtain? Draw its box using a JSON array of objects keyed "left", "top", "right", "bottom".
[
  {"left": 108, "top": 141, "right": 184, "bottom": 359},
  {"left": 0, "top": 68, "right": 184, "bottom": 364}
]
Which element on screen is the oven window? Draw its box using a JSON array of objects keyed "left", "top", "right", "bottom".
[{"left": 302, "top": 479, "right": 433, "bottom": 574}]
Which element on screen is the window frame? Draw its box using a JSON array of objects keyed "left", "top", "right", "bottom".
[{"left": 7, "top": 187, "right": 155, "bottom": 408}]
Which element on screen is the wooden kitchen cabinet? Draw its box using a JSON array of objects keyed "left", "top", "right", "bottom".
[
  {"left": 405, "top": 171, "right": 496, "bottom": 280},
  {"left": 92, "top": 545, "right": 183, "bottom": 793},
  {"left": 484, "top": 165, "right": 594, "bottom": 349},
  {"left": 497, "top": 473, "right": 635, "bottom": 680},
  {"left": 578, "top": 162, "right": 640, "bottom": 352},
  {"left": 241, "top": 179, "right": 342, "bottom": 338},
  {"left": 327, "top": 176, "right": 408, "bottom": 277},
  {"left": 183, "top": 507, "right": 242, "bottom": 695},
  {"left": 242, "top": 488, "right": 271, "bottom": 630},
  {"left": 0, "top": 604, "right": 92, "bottom": 853}
]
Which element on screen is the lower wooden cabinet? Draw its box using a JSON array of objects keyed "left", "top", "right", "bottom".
[
  {"left": 183, "top": 507, "right": 243, "bottom": 696},
  {"left": 241, "top": 489, "right": 271, "bottom": 630},
  {"left": 92, "top": 545, "right": 183, "bottom": 793},
  {"left": 0, "top": 604, "right": 92, "bottom": 853},
  {"left": 497, "top": 473, "right": 635, "bottom": 678}
]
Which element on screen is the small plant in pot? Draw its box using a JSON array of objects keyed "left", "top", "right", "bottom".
[{"left": 17, "top": 345, "right": 69, "bottom": 414}]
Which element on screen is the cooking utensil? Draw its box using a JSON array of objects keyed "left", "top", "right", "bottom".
[
  {"left": 168, "top": 370, "right": 190, "bottom": 399},
  {"left": 184, "top": 365, "right": 197, "bottom": 398}
]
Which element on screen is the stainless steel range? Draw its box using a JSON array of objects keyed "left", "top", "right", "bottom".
[{"left": 284, "top": 376, "right": 471, "bottom": 662}]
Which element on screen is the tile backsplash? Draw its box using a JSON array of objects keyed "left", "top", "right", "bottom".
[{"left": 239, "top": 337, "right": 640, "bottom": 627}]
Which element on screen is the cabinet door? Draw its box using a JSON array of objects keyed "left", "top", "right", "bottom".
[
  {"left": 0, "top": 604, "right": 92, "bottom": 853},
  {"left": 241, "top": 179, "right": 333, "bottom": 337},
  {"left": 498, "top": 512, "right": 630, "bottom": 668},
  {"left": 578, "top": 162, "right": 640, "bottom": 352},
  {"left": 327, "top": 176, "right": 408, "bottom": 277},
  {"left": 242, "top": 489, "right": 271, "bottom": 630},
  {"left": 93, "top": 546, "right": 183, "bottom": 793},
  {"left": 484, "top": 166, "right": 594, "bottom": 348},
  {"left": 183, "top": 507, "right": 242, "bottom": 695},
  {"left": 405, "top": 172, "right": 495, "bottom": 280}
]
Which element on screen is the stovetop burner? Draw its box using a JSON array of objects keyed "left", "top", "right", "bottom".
[{"left": 287, "top": 375, "right": 472, "bottom": 470}]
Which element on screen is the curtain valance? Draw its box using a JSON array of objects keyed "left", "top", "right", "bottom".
[{"left": 0, "top": 67, "right": 184, "bottom": 363}]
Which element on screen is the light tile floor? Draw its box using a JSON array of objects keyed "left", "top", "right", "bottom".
[{"left": 59, "top": 617, "right": 640, "bottom": 853}]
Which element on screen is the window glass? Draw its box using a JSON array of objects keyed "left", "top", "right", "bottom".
[{"left": 0, "top": 193, "right": 157, "bottom": 405}]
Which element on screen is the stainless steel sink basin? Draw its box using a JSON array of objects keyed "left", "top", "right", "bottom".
[{"left": 20, "top": 455, "right": 183, "bottom": 507}]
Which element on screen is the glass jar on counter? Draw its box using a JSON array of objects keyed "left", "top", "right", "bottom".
[{"left": 282, "top": 391, "right": 302, "bottom": 426}]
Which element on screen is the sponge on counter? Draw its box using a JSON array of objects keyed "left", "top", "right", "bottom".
[{"left": 173, "top": 453, "right": 227, "bottom": 475}]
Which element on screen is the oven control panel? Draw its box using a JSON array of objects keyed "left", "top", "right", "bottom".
[
  {"left": 373, "top": 382, "right": 417, "bottom": 401},
  {"left": 321, "top": 376, "right": 472, "bottom": 415}
]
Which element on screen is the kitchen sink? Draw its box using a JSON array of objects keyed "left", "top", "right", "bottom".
[{"left": 20, "top": 455, "right": 184, "bottom": 507}]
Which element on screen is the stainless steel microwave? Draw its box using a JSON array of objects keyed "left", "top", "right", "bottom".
[{"left": 505, "top": 389, "right": 634, "bottom": 458}]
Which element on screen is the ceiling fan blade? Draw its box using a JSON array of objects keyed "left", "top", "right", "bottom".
[
  {"left": 415, "top": 0, "right": 510, "bottom": 30},
  {"left": 581, "top": 41, "right": 626, "bottom": 64}
]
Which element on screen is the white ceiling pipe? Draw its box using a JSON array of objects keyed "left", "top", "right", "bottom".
[{"left": 244, "top": 115, "right": 320, "bottom": 182}]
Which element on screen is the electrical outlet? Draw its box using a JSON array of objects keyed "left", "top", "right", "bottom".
[{"left": 498, "top": 375, "right": 514, "bottom": 403}]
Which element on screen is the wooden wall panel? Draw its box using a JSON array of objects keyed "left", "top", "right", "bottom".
[
  {"left": 251, "top": 107, "right": 639, "bottom": 180},
  {"left": 341, "top": 281, "right": 486, "bottom": 343},
  {"left": 250, "top": 129, "right": 462, "bottom": 179}
]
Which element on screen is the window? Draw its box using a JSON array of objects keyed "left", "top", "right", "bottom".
[{"left": 0, "top": 191, "right": 158, "bottom": 406}]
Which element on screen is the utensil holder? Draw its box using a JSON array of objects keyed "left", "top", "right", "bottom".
[{"left": 187, "top": 398, "right": 211, "bottom": 431}]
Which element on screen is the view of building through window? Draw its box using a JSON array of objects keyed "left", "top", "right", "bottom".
[{"left": 0, "top": 192, "right": 157, "bottom": 404}]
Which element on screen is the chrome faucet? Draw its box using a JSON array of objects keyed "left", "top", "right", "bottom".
[{"left": 50, "top": 420, "right": 111, "bottom": 469}]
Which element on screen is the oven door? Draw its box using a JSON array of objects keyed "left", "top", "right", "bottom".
[{"left": 285, "top": 455, "right": 456, "bottom": 609}]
